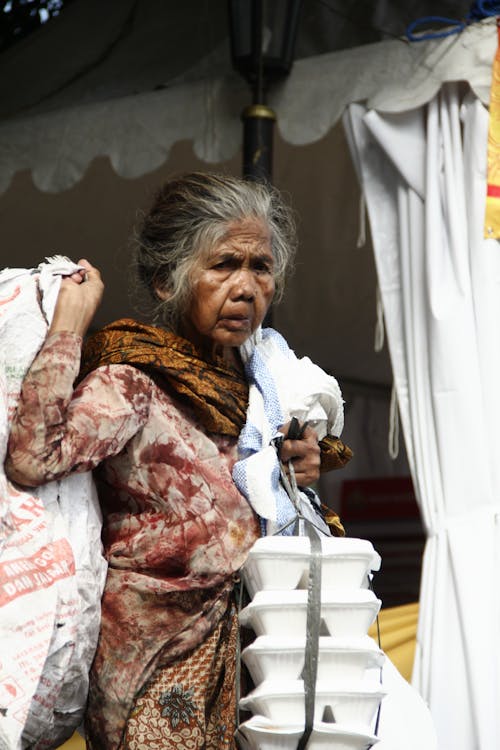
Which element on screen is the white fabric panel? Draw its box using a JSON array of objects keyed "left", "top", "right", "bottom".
[
  {"left": 344, "top": 86, "right": 500, "bottom": 749},
  {"left": 363, "top": 110, "right": 426, "bottom": 198}
]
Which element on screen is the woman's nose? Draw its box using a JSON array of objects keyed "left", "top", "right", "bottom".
[{"left": 231, "top": 269, "right": 256, "bottom": 300}]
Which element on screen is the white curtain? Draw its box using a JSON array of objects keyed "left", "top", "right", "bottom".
[{"left": 344, "top": 84, "right": 500, "bottom": 749}]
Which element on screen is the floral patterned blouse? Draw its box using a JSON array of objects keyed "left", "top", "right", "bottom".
[{"left": 6, "top": 332, "right": 260, "bottom": 747}]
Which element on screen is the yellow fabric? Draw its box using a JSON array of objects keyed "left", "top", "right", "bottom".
[
  {"left": 368, "top": 601, "right": 419, "bottom": 683},
  {"left": 485, "top": 19, "right": 500, "bottom": 238},
  {"left": 59, "top": 734, "right": 85, "bottom": 750}
]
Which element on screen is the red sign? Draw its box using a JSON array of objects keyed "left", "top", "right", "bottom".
[{"left": 339, "top": 476, "right": 420, "bottom": 521}]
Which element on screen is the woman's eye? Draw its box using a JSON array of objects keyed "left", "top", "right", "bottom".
[
  {"left": 253, "top": 261, "right": 272, "bottom": 274},
  {"left": 213, "top": 259, "right": 233, "bottom": 270}
]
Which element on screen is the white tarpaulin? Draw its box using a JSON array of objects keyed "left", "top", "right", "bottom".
[{"left": 344, "top": 83, "right": 500, "bottom": 749}]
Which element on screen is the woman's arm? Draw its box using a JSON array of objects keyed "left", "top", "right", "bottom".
[
  {"left": 5, "top": 335, "right": 152, "bottom": 488},
  {"left": 5, "top": 260, "right": 151, "bottom": 487}
]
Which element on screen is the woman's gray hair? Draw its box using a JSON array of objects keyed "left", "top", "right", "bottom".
[{"left": 132, "top": 172, "right": 296, "bottom": 330}]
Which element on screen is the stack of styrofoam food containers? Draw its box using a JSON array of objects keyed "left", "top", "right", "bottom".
[{"left": 237, "top": 536, "right": 385, "bottom": 750}]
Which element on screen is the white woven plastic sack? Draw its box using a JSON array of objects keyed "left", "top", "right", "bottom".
[{"left": 0, "top": 258, "right": 107, "bottom": 749}]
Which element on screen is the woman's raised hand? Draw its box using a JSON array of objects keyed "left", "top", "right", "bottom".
[
  {"left": 279, "top": 422, "right": 321, "bottom": 487},
  {"left": 48, "top": 259, "right": 104, "bottom": 338}
]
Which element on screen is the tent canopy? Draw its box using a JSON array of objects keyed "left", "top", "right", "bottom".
[
  {"left": 0, "top": 0, "right": 490, "bottom": 194},
  {"left": 0, "top": 11, "right": 494, "bottom": 391},
  {"left": 0, "top": 0, "right": 474, "bottom": 119}
]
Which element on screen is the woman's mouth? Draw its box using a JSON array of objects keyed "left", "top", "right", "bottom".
[{"left": 219, "top": 315, "right": 251, "bottom": 331}]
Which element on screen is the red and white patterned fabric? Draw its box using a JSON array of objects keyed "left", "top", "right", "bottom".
[{"left": 6, "top": 331, "right": 259, "bottom": 748}]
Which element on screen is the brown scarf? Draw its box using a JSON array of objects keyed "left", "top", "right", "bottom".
[{"left": 79, "top": 318, "right": 248, "bottom": 437}]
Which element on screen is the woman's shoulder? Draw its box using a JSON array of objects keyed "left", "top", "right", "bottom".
[
  {"left": 79, "top": 318, "right": 179, "bottom": 380},
  {"left": 75, "top": 361, "right": 155, "bottom": 428}
]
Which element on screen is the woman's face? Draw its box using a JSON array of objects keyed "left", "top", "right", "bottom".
[{"left": 184, "top": 217, "right": 275, "bottom": 351}]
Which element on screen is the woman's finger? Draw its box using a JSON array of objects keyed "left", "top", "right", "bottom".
[
  {"left": 280, "top": 425, "right": 320, "bottom": 485},
  {"left": 280, "top": 426, "right": 319, "bottom": 459},
  {"left": 49, "top": 259, "right": 104, "bottom": 337}
]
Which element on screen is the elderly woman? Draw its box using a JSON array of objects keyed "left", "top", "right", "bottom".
[{"left": 5, "top": 173, "right": 345, "bottom": 749}]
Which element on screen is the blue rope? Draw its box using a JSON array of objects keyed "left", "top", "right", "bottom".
[
  {"left": 467, "top": 0, "right": 500, "bottom": 20},
  {"left": 406, "top": 15, "right": 465, "bottom": 41},
  {"left": 406, "top": 1, "right": 500, "bottom": 42}
]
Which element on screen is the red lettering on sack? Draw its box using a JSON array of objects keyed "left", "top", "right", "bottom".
[
  {"left": 0, "top": 677, "right": 24, "bottom": 707},
  {"left": 0, "top": 284, "right": 20, "bottom": 308},
  {"left": 8, "top": 494, "right": 45, "bottom": 529},
  {"left": 0, "top": 539, "right": 75, "bottom": 606}
]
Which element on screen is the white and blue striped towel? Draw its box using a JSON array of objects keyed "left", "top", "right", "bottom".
[{"left": 232, "top": 327, "right": 344, "bottom": 535}]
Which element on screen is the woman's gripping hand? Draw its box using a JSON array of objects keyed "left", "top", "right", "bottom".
[
  {"left": 49, "top": 259, "right": 104, "bottom": 338},
  {"left": 279, "top": 422, "right": 321, "bottom": 487}
]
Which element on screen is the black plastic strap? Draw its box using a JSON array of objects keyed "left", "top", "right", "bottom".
[
  {"left": 297, "top": 523, "right": 322, "bottom": 750},
  {"left": 272, "top": 443, "right": 327, "bottom": 749}
]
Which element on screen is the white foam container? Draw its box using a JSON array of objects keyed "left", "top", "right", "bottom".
[
  {"left": 239, "top": 589, "right": 381, "bottom": 638},
  {"left": 241, "top": 635, "right": 384, "bottom": 685},
  {"left": 242, "top": 537, "right": 381, "bottom": 597},
  {"left": 240, "top": 679, "right": 384, "bottom": 730},
  {"left": 236, "top": 717, "right": 379, "bottom": 750}
]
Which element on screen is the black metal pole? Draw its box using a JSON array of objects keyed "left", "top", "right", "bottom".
[
  {"left": 242, "top": 103, "right": 276, "bottom": 183},
  {"left": 242, "top": 105, "right": 275, "bottom": 328},
  {"left": 229, "top": 0, "right": 302, "bottom": 325},
  {"left": 241, "top": 1, "right": 276, "bottom": 322}
]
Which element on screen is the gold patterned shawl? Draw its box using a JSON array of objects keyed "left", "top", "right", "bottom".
[
  {"left": 80, "top": 318, "right": 352, "bottom": 475},
  {"left": 80, "top": 318, "right": 248, "bottom": 437}
]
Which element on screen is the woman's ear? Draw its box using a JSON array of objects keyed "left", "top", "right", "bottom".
[{"left": 153, "top": 281, "right": 172, "bottom": 301}]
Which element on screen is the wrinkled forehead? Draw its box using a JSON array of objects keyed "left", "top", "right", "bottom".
[{"left": 206, "top": 217, "right": 272, "bottom": 257}]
